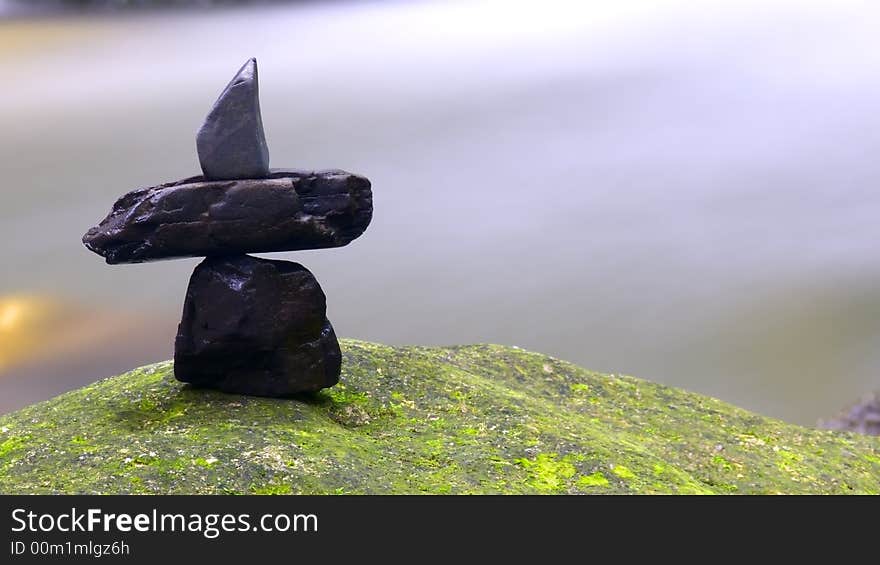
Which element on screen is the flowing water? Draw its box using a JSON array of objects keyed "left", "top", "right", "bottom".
[{"left": 2, "top": 0, "right": 880, "bottom": 424}]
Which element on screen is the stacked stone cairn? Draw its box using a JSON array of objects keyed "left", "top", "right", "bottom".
[{"left": 82, "top": 59, "right": 372, "bottom": 396}]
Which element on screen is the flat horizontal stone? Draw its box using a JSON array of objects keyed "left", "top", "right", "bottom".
[
  {"left": 174, "top": 255, "right": 341, "bottom": 395},
  {"left": 82, "top": 169, "right": 372, "bottom": 263}
]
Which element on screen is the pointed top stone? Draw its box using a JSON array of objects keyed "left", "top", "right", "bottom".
[{"left": 196, "top": 58, "right": 270, "bottom": 180}]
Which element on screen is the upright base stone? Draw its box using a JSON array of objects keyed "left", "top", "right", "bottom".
[{"left": 174, "top": 255, "right": 341, "bottom": 396}]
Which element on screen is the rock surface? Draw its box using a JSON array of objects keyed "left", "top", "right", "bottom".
[
  {"left": 174, "top": 255, "right": 341, "bottom": 396},
  {"left": 1, "top": 340, "right": 879, "bottom": 494},
  {"left": 82, "top": 169, "right": 372, "bottom": 263},
  {"left": 196, "top": 58, "right": 270, "bottom": 180},
  {"left": 819, "top": 392, "right": 880, "bottom": 436}
]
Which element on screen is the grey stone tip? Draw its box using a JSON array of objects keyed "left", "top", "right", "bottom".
[{"left": 196, "top": 57, "right": 270, "bottom": 181}]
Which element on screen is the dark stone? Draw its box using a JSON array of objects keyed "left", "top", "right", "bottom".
[
  {"left": 174, "top": 255, "right": 341, "bottom": 396},
  {"left": 82, "top": 169, "right": 372, "bottom": 264},
  {"left": 819, "top": 392, "right": 880, "bottom": 436},
  {"left": 196, "top": 58, "right": 270, "bottom": 180}
]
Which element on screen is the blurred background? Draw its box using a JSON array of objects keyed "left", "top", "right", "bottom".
[{"left": 2, "top": 0, "right": 880, "bottom": 426}]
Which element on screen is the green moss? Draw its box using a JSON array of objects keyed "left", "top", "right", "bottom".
[
  {"left": 577, "top": 472, "right": 610, "bottom": 488},
  {"left": 194, "top": 457, "right": 217, "bottom": 468},
  {"left": 251, "top": 482, "right": 293, "bottom": 495},
  {"left": 0, "top": 340, "right": 879, "bottom": 494},
  {"left": 611, "top": 465, "right": 636, "bottom": 480},
  {"left": 516, "top": 453, "right": 578, "bottom": 492},
  {"left": 711, "top": 455, "right": 733, "bottom": 471},
  {"left": 0, "top": 437, "right": 25, "bottom": 458}
]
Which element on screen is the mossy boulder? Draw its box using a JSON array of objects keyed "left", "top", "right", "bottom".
[{"left": 1, "top": 340, "right": 879, "bottom": 494}]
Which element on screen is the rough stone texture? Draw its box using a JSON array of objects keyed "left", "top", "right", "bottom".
[
  {"left": 82, "top": 169, "right": 372, "bottom": 263},
  {"left": 196, "top": 58, "right": 270, "bottom": 180},
  {"left": 819, "top": 392, "right": 880, "bottom": 436},
  {"left": 1, "top": 341, "right": 880, "bottom": 494},
  {"left": 174, "top": 255, "right": 341, "bottom": 396}
]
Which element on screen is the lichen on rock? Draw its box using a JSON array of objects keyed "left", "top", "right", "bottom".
[{"left": 1, "top": 340, "right": 879, "bottom": 494}]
